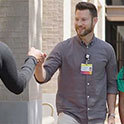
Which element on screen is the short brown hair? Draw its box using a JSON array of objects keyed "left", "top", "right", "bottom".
[{"left": 75, "top": 2, "right": 97, "bottom": 18}]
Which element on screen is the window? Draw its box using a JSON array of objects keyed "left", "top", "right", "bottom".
[
  {"left": 106, "top": 21, "right": 124, "bottom": 70},
  {"left": 106, "top": 0, "right": 124, "bottom": 5}
]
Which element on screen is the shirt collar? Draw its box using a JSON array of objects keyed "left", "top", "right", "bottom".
[{"left": 76, "top": 35, "right": 96, "bottom": 47}]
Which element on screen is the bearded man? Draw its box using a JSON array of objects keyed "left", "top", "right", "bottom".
[{"left": 33, "top": 2, "right": 118, "bottom": 124}]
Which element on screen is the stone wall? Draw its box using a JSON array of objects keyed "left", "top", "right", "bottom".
[
  {"left": 41, "top": 0, "right": 63, "bottom": 93},
  {"left": 0, "top": 0, "right": 28, "bottom": 101}
]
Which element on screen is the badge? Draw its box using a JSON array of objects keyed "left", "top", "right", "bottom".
[{"left": 81, "top": 64, "right": 93, "bottom": 75}]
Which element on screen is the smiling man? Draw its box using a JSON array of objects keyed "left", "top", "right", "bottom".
[{"left": 32, "top": 2, "right": 118, "bottom": 124}]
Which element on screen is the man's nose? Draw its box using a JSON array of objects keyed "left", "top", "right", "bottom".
[{"left": 77, "top": 20, "right": 83, "bottom": 26}]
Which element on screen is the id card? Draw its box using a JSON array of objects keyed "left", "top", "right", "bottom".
[{"left": 81, "top": 64, "right": 93, "bottom": 75}]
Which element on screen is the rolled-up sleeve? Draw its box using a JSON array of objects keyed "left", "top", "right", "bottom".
[
  {"left": 106, "top": 46, "right": 118, "bottom": 94},
  {"left": 43, "top": 42, "right": 63, "bottom": 82}
]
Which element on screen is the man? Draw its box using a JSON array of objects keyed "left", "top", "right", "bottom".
[
  {"left": 0, "top": 42, "right": 42, "bottom": 94},
  {"left": 117, "top": 66, "right": 124, "bottom": 123},
  {"left": 33, "top": 2, "right": 117, "bottom": 124}
]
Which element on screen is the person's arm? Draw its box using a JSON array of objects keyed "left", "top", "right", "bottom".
[
  {"left": 105, "top": 46, "right": 118, "bottom": 124},
  {"left": 119, "top": 91, "right": 124, "bottom": 124},
  {"left": 34, "top": 63, "right": 46, "bottom": 83},
  {"left": 0, "top": 44, "right": 42, "bottom": 94},
  {"left": 34, "top": 42, "right": 63, "bottom": 84},
  {"left": 28, "top": 48, "right": 46, "bottom": 83},
  {"left": 107, "top": 94, "right": 116, "bottom": 124}
]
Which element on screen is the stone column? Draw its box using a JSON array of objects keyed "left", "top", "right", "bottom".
[
  {"left": 63, "top": 0, "right": 71, "bottom": 40},
  {"left": 0, "top": 0, "right": 42, "bottom": 124}
]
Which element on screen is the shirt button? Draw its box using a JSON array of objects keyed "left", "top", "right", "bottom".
[
  {"left": 87, "top": 83, "right": 90, "bottom": 85},
  {"left": 87, "top": 96, "right": 89, "bottom": 98},
  {"left": 88, "top": 108, "right": 90, "bottom": 110}
]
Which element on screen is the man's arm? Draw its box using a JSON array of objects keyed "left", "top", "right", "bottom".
[
  {"left": 107, "top": 93, "right": 116, "bottom": 124},
  {"left": 33, "top": 42, "right": 63, "bottom": 84},
  {"left": 34, "top": 63, "right": 46, "bottom": 83},
  {"left": 119, "top": 91, "right": 124, "bottom": 124}
]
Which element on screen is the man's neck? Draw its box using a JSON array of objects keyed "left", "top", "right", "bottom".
[{"left": 80, "top": 33, "right": 94, "bottom": 46}]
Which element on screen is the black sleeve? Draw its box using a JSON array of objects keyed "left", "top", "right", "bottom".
[{"left": 0, "top": 42, "right": 37, "bottom": 94}]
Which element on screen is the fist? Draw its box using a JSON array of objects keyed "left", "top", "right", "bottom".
[{"left": 28, "top": 47, "right": 46, "bottom": 63}]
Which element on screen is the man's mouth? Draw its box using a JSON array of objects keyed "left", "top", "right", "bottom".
[{"left": 77, "top": 28, "right": 85, "bottom": 33}]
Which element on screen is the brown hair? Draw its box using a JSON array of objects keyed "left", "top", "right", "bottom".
[{"left": 75, "top": 2, "right": 97, "bottom": 18}]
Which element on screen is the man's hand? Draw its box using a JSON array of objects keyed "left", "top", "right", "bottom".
[
  {"left": 28, "top": 47, "right": 46, "bottom": 63},
  {"left": 107, "top": 116, "right": 115, "bottom": 124}
]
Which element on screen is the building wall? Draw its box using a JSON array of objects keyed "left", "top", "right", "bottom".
[
  {"left": 41, "top": 0, "right": 63, "bottom": 93},
  {"left": 0, "top": 0, "right": 28, "bottom": 101},
  {"left": 71, "top": 0, "right": 83, "bottom": 36},
  {"left": 0, "top": 0, "right": 42, "bottom": 123}
]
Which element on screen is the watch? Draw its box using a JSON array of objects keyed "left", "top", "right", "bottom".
[{"left": 108, "top": 113, "right": 115, "bottom": 118}]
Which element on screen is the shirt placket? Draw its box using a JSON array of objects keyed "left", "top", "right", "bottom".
[{"left": 85, "top": 45, "right": 92, "bottom": 121}]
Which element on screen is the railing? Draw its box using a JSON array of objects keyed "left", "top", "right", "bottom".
[{"left": 42, "top": 103, "right": 55, "bottom": 124}]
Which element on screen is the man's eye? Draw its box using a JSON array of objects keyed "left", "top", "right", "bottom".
[
  {"left": 75, "top": 18, "right": 79, "bottom": 21},
  {"left": 82, "top": 19, "right": 86, "bottom": 21}
]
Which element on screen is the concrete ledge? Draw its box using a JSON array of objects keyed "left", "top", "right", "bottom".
[
  {"left": 0, "top": 100, "right": 42, "bottom": 124},
  {"left": 106, "top": 5, "right": 124, "bottom": 21}
]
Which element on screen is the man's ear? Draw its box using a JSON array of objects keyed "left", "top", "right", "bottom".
[{"left": 93, "top": 17, "right": 98, "bottom": 26}]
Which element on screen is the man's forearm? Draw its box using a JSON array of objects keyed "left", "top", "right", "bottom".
[
  {"left": 34, "top": 64, "right": 46, "bottom": 83},
  {"left": 107, "top": 93, "right": 116, "bottom": 114},
  {"left": 107, "top": 94, "right": 116, "bottom": 124}
]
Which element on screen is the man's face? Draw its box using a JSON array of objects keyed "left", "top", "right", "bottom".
[{"left": 75, "top": 9, "right": 97, "bottom": 37}]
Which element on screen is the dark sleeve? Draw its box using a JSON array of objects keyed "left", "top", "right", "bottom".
[
  {"left": 106, "top": 45, "right": 118, "bottom": 94},
  {"left": 0, "top": 42, "right": 37, "bottom": 94},
  {"left": 43, "top": 42, "right": 63, "bottom": 82}
]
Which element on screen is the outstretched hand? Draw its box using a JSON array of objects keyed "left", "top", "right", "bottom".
[{"left": 28, "top": 47, "right": 46, "bottom": 63}]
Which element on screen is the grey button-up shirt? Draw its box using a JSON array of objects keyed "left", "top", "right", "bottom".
[{"left": 42, "top": 35, "right": 118, "bottom": 124}]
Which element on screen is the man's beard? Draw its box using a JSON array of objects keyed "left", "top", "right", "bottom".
[
  {"left": 76, "top": 22, "right": 94, "bottom": 37},
  {"left": 80, "top": 26, "right": 93, "bottom": 37}
]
